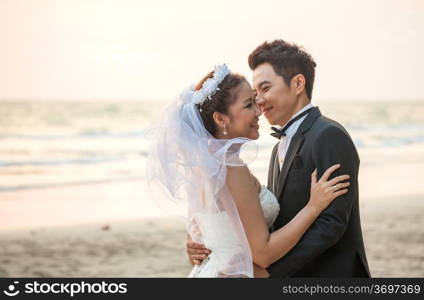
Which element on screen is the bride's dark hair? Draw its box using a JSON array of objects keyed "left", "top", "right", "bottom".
[{"left": 195, "top": 71, "right": 246, "bottom": 136}]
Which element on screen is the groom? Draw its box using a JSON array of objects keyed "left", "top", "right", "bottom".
[{"left": 187, "top": 40, "right": 370, "bottom": 277}]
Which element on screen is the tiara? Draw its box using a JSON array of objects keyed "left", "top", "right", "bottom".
[{"left": 192, "top": 64, "right": 231, "bottom": 107}]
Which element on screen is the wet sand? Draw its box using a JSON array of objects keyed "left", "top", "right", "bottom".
[{"left": 0, "top": 146, "right": 423, "bottom": 277}]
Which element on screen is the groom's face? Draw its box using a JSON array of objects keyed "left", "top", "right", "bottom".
[{"left": 252, "top": 63, "right": 297, "bottom": 126}]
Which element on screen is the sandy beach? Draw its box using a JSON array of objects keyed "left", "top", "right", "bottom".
[
  {"left": 1, "top": 145, "right": 423, "bottom": 278},
  {"left": 0, "top": 0, "right": 423, "bottom": 280}
]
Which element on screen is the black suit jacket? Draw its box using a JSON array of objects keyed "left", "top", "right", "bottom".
[{"left": 267, "top": 107, "right": 370, "bottom": 277}]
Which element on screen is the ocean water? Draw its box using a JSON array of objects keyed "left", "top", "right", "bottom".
[{"left": 0, "top": 101, "right": 423, "bottom": 191}]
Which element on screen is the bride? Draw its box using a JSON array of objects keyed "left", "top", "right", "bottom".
[{"left": 146, "top": 64, "right": 350, "bottom": 278}]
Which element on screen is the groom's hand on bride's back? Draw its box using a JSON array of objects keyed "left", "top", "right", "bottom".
[{"left": 186, "top": 234, "right": 211, "bottom": 265}]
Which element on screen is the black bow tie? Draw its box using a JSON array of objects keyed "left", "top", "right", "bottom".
[{"left": 270, "top": 107, "right": 314, "bottom": 139}]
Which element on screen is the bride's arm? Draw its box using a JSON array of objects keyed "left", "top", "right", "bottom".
[{"left": 226, "top": 164, "right": 349, "bottom": 269}]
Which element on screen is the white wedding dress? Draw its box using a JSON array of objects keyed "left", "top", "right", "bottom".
[{"left": 188, "top": 185, "right": 280, "bottom": 277}]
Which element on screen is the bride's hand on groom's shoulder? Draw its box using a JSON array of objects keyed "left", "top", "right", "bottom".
[
  {"left": 308, "top": 164, "right": 351, "bottom": 213},
  {"left": 186, "top": 234, "right": 211, "bottom": 266}
]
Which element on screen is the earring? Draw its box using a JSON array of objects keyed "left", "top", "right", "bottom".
[{"left": 223, "top": 124, "right": 227, "bottom": 136}]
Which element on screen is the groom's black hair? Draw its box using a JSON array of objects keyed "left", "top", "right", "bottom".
[{"left": 248, "top": 39, "right": 316, "bottom": 100}]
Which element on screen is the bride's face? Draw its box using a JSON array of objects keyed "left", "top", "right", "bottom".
[{"left": 225, "top": 81, "right": 261, "bottom": 140}]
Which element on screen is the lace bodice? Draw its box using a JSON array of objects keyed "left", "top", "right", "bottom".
[
  {"left": 259, "top": 185, "right": 280, "bottom": 228},
  {"left": 188, "top": 185, "right": 280, "bottom": 277}
]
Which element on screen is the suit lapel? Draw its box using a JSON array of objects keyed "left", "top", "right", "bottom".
[
  {"left": 276, "top": 133, "right": 304, "bottom": 199},
  {"left": 272, "top": 148, "right": 280, "bottom": 194},
  {"left": 275, "top": 107, "right": 322, "bottom": 200}
]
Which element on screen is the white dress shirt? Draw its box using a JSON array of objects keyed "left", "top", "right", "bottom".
[{"left": 278, "top": 103, "right": 315, "bottom": 170}]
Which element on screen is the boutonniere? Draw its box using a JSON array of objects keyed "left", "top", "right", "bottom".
[{"left": 292, "top": 154, "right": 303, "bottom": 169}]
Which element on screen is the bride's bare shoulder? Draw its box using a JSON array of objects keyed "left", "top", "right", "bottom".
[
  {"left": 226, "top": 164, "right": 249, "bottom": 177},
  {"left": 226, "top": 165, "right": 249, "bottom": 176},
  {"left": 226, "top": 165, "right": 258, "bottom": 191}
]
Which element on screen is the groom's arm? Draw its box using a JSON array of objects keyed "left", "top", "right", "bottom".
[{"left": 267, "top": 125, "right": 359, "bottom": 277}]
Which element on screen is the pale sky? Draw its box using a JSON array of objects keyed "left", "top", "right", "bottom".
[{"left": 0, "top": 0, "right": 423, "bottom": 102}]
